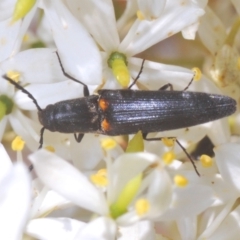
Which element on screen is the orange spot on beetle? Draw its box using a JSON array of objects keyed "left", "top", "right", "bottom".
[
  {"left": 101, "top": 119, "right": 111, "bottom": 131},
  {"left": 99, "top": 99, "right": 109, "bottom": 111}
]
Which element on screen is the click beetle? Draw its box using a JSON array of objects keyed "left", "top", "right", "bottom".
[{"left": 3, "top": 54, "right": 236, "bottom": 175}]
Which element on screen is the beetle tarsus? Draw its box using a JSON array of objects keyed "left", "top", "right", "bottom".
[{"left": 74, "top": 133, "right": 84, "bottom": 143}]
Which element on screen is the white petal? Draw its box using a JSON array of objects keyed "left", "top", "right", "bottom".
[
  {"left": 0, "top": 143, "right": 12, "bottom": 180},
  {"left": 198, "top": 7, "right": 226, "bottom": 55},
  {"left": 0, "top": 0, "right": 15, "bottom": 21},
  {"left": 42, "top": 0, "right": 101, "bottom": 85},
  {"left": 177, "top": 216, "right": 197, "bottom": 240},
  {"left": 0, "top": 19, "right": 22, "bottom": 62},
  {"left": 138, "top": 0, "right": 166, "bottom": 19},
  {"left": 120, "top": 1, "right": 205, "bottom": 56},
  {"left": 67, "top": 0, "right": 120, "bottom": 52},
  {"left": 181, "top": 21, "right": 199, "bottom": 40},
  {"left": 207, "top": 119, "right": 231, "bottom": 146},
  {"left": 1, "top": 48, "right": 68, "bottom": 84},
  {"left": 0, "top": 163, "right": 31, "bottom": 240},
  {"left": 15, "top": 80, "right": 84, "bottom": 110},
  {"left": 75, "top": 217, "right": 117, "bottom": 240},
  {"left": 117, "top": 0, "right": 138, "bottom": 32},
  {"left": 214, "top": 143, "right": 240, "bottom": 192},
  {"left": 31, "top": 189, "right": 72, "bottom": 219},
  {"left": 70, "top": 134, "right": 103, "bottom": 170},
  {"left": 29, "top": 149, "right": 108, "bottom": 215},
  {"left": 26, "top": 217, "right": 86, "bottom": 240},
  {"left": 204, "top": 205, "right": 240, "bottom": 240},
  {"left": 9, "top": 110, "right": 39, "bottom": 151},
  {"left": 198, "top": 200, "right": 238, "bottom": 240},
  {"left": 160, "top": 185, "right": 214, "bottom": 221},
  {"left": 0, "top": 2, "right": 38, "bottom": 61},
  {"left": 118, "top": 220, "right": 155, "bottom": 240},
  {"left": 146, "top": 169, "right": 172, "bottom": 217}
]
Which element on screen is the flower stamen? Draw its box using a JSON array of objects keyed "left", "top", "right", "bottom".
[
  {"left": 162, "top": 137, "right": 175, "bottom": 147},
  {"left": 101, "top": 138, "right": 116, "bottom": 150},
  {"left": 11, "top": 0, "right": 36, "bottom": 24},
  {"left": 107, "top": 52, "right": 130, "bottom": 88},
  {"left": 174, "top": 175, "right": 188, "bottom": 187},
  {"left": 90, "top": 169, "right": 108, "bottom": 187},
  {"left": 192, "top": 67, "right": 202, "bottom": 81},
  {"left": 11, "top": 136, "right": 25, "bottom": 151},
  {"left": 7, "top": 71, "right": 21, "bottom": 83},
  {"left": 200, "top": 154, "right": 213, "bottom": 168},
  {"left": 135, "top": 198, "right": 150, "bottom": 216},
  {"left": 162, "top": 151, "right": 176, "bottom": 165}
]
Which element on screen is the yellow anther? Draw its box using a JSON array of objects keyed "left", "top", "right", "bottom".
[
  {"left": 23, "top": 34, "right": 29, "bottom": 43},
  {"left": 162, "top": 137, "right": 175, "bottom": 147},
  {"left": 192, "top": 67, "right": 202, "bottom": 81},
  {"left": 90, "top": 168, "right": 108, "bottom": 187},
  {"left": 174, "top": 175, "right": 188, "bottom": 187},
  {"left": 200, "top": 154, "right": 213, "bottom": 168},
  {"left": 11, "top": 136, "right": 25, "bottom": 151},
  {"left": 45, "top": 146, "right": 55, "bottom": 153},
  {"left": 7, "top": 71, "right": 21, "bottom": 83},
  {"left": 101, "top": 138, "right": 116, "bottom": 150},
  {"left": 135, "top": 198, "right": 150, "bottom": 216},
  {"left": 137, "top": 10, "right": 145, "bottom": 20},
  {"left": 162, "top": 151, "right": 176, "bottom": 165},
  {"left": 11, "top": 0, "right": 36, "bottom": 24}
]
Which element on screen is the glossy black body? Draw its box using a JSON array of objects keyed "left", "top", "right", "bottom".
[{"left": 38, "top": 89, "right": 236, "bottom": 135}]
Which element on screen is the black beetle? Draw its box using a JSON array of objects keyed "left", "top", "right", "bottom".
[{"left": 3, "top": 55, "right": 236, "bottom": 175}]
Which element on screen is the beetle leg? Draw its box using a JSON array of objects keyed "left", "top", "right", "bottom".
[
  {"left": 29, "top": 126, "right": 46, "bottom": 172},
  {"left": 158, "top": 83, "right": 173, "bottom": 91},
  {"left": 56, "top": 52, "right": 90, "bottom": 97},
  {"left": 39, "top": 127, "right": 45, "bottom": 149},
  {"left": 142, "top": 133, "right": 200, "bottom": 176},
  {"left": 74, "top": 133, "right": 84, "bottom": 143}
]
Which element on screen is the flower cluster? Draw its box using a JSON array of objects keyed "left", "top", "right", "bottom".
[{"left": 0, "top": 0, "right": 240, "bottom": 239}]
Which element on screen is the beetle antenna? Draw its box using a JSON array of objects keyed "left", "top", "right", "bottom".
[
  {"left": 183, "top": 75, "right": 194, "bottom": 91},
  {"left": 128, "top": 59, "right": 145, "bottom": 89},
  {"left": 55, "top": 52, "right": 90, "bottom": 97},
  {"left": 2, "top": 74, "right": 42, "bottom": 112}
]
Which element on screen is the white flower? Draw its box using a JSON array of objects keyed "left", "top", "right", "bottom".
[
  {"left": 180, "top": 142, "right": 240, "bottom": 239},
  {"left": 0, "top": 1, "right": 43, "bottom": 151},
  {"left": 0, "top": 143, "right": 31, "bottom": 240},
  {"left": 40, "top": 0, "right": 205, "bottom": 88},
  {"left": 198, "top": 5, "right": 240, "bottom": 110},
  {"left": 28, "top": 149, "right": 172, "bottom": 238},
  {"left": 0, "top": 48, "right": 69, "bottom": 151}
]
